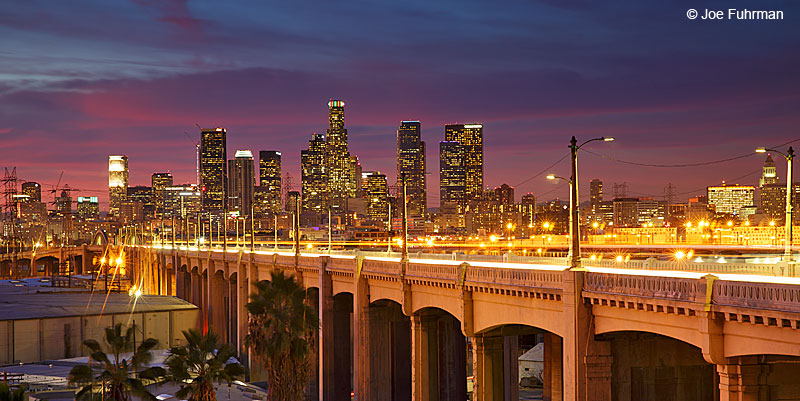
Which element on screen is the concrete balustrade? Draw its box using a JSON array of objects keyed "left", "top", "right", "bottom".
[{"left": 6, "top": 245, "right": 800, "bottom": 400}]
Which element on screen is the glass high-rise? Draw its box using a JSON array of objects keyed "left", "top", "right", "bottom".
[
  {"left": 21, "top": 182, "right": 41, "bottom": 203},
  {"left": 397, "top": 121, "right": 426, "bottom": 218},
  {"left": 325, "top": 100, "right": 356, "bottom": 209},
  {"left": 152, "top": 172, "right": 173, "bottom": 217},
  {"left": 301, "top": 133, "right": 328, "bottom": 214},
  {"left": 228, "top": 150, "right": 256, "bottom": 216},
  {"left": 439, "top": 141, "right": 465, "bottom": 205},
  {"left": 361, "top": 171, "right": 389, "bottom": 222},
  {"left": 444, "top": 124, "right": 483, "bottom": 202},
  {"left": 200, "top": 127, "right": 227, "bottom": 214},
  {"left": 259, "top": 151, "right": 282, "bottom": 214},
  {"left": 108, "top": 155, "right": 129, "bottom": 216}
]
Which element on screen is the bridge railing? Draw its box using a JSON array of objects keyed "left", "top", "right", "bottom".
[
  {"left": 143, "top": 245, "right": 788, "bottom": 278},
  {"left": 713, "top": 280, "right": 800, "bottom": 313},
  {"left": 584, "top": 272, "right": 701, "bottom": 302},
  {"left": 582, "top": 258, "right": 778, "bottom": 276}
]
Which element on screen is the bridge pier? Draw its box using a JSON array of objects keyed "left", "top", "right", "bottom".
[
  {"left": 355, "top": 300, "right": 411, "bottom": 401},
  {"left": 411, "top": 311, "right": 467, "bottom": 401},
  {"left": 208, "top": 271, "right": 227, "bottom": 340},
  {"left": 471, "top": 333, "right": 521, "bottom": 401},
  {"left": 543, "top": 332, "right": 563, "bottom": 401},
  {"left": 717, "top": 356, "right": 770, "bottom": 401}
]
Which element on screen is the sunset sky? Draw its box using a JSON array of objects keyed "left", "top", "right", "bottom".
[{"left": 1, "top": 0, "right": 798, "bottom": 207}]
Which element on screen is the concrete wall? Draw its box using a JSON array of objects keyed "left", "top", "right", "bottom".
[
  {"left": 607, "top": 332, "right": 715, "bottom": 401},
  {"left": 0, "top": 308, "right": 200, "bottom": 364}
]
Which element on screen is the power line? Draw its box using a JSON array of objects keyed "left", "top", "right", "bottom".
[
  {"left": 512, "top": 152, "right": 570, "bottom": 188},
  {"left": 582, "top": 137, "right": 800, "bottom": 168}
]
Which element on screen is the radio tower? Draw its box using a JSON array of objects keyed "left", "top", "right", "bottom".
[
  {"left": 613, "top": 182, "right": 628, "bottom": 199},
  {"left": 282, "top": 172, "right": 294, "bottom": 208},
  {"left": 2, "top": 167, "right": 19, "bottom": 276}
]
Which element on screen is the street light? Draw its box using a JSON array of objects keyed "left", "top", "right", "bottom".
[
  {"left": 756, "top": 146, "right": 794, "bottom": 260},
  {"left": 568, "top": 136, "right": 614, "bottom": 269}
]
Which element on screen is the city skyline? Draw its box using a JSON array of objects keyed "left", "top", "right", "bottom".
[
  {"left": 1, "top": 1, "right": 798, "bottom": 206},
  {"left": 4, "top": 111, "right": 797, "bottom": 210}
]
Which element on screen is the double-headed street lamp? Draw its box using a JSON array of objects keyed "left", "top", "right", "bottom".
[
  {"left": 551, "top": 136, "right": 614, "bottom": 269},
  {"left": 756, "top": 146, "right": 794, "bottom": 261}
]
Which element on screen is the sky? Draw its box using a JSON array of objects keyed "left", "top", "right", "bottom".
[{"left": 1, "top": 0, "right": 798, "bottom": 208}]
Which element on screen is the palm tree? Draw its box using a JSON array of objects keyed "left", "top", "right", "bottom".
[
  {"left": 0, "top": 383, "right": 26, "bottom": 401},
  {"left": 68, "top": 323, "right": 165, "bottom": 401},
  {"left": 164, "top": 329, "right": 244, "bottom": 401},
  {"left": 246, "top": 270, "right": 318, "bottom": 401}
]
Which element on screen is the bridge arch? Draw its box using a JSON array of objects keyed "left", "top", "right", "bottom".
[
  {"left": 593, "top": 317, "right": 703, "bottom": 350},
  {"left": 91, "top": 230, "right": 109, "bottom": 247},
  {"left": 411, "top": 296, "right": 463, "bottom": 325},
  {"left": 597, "top": 331, "right": 716, "bottom": 401}
]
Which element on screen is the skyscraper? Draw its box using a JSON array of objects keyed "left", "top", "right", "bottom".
[
  {"left": 325, "top": 100, "right": 356, "bottom": 208},
  {"left": 108, "top": 155, "right": 128, "bottom": 216},
  {"left": 397, "top": 121, "right": 426, "bottom": 218},
  {"left": 200, "top": 127, "right": 227, "bottom": 214},
  {"left": 21, "top": 182, "right": 41, "bottom": 203},
  {"left": 361, "top": 171, "right": 389, "bottom": 222},
  {"left": 258, "top": 151, "right": 282, "bottom": 214},
  {"left": 301, "top": 133, "right": 328, "bottom": 214},
  {"left": 590, "top": 179, "right": 603, "bottom": 207},
  {"left": 495, "top": 184, "right": 514, "bottom": 206},
  {"left": 444, "top": 124, "right": 483, "bottom": 201},
  {"left": 151, "top": 172, "right": 173, "bottom": 217},
  {"left": 77, "top": 196, "right": 100, "bottom": 220},
  {"left": 228, "top": 150, "right": 256, "bottom": 216},
  {"left": 760, "top": 154, "right": 778, "bottom": 187},
  {"left": 127, "top": 185, "right": 154, "bottom": 217},
  {"left": 439, "top": 141, "right": 465, "bottom": 205}
]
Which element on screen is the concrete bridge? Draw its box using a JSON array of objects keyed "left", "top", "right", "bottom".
[{"left": 4, "top": 245, "right": 800, "bottom": 400}]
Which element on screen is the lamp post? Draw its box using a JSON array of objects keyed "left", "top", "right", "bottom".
[
  {"left": 401, "top": 172, "right": 409, "bottom": 263},
  {"left": 756, "top": 146, "right": 794, "bottom": 260},
  {"left": 557, "top": 136, "right": 615, "bottom": 269}
]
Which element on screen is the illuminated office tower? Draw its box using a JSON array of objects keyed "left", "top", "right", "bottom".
[
  {"left": 259, "top": 151, "right": 282, "bottom": 214},
  {"left": 151, "top": 172, "right": 173, "bottom": 217},
  {"left": 707, "top": 185, "right": 755, "bottom": 217},
  {"left": 200, "top": 127, "right": 227, "bottom": 214},
  {"left": 444, "top": 124, "right": 483, "bottom": 201},
  {"left": 325, "top": 100, "right": 355, "bottom": 208},
  {"left": 590, "top": 179, "right": 603, "bottom": 207},
  {"left": 127, "top": 185, "right": 154, "bottom": 217},
  {"left": 164, "top": 184, "right": 202, "bottom": 218},
  {"left": 439, "top": 141, "right": 465, "bottom": 205},
  {"left": 760, "top": 183, "right": 800, "bottom": 222},
  {"left": 361, "top": 171, "right": 389, "bottom": 222},
  {"left": 397, "top": 121, "right": 426, "bottom": 218},
  {"left": 77, "top": 197, "right": 100, "bottom": 220},
  {"left": 760, "top": 154, "right": 778, "bottom": 187},
  {"left": 227, "top": 150, "right": 256, "bottom": 216},
  {"left": 108, "top": 155, "right": 129, "bottom": 216},
  {"left": 349, "top": 155, "right": 361, "bottom": 198},
  {"left": 301, "top": 133, "right": 328, "bottom": 214},
  {"left": 21, "top": 182, "right": 41, "bottom": 203}
]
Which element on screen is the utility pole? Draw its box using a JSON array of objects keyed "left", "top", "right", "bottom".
[
  {"left": 208, "top": 213, "right": 213, "bottom": 249},
  {"left": 328, "top": 206, "right": 332, "bottom": 254},
  {"left": 294, "top": 192, "right": 300, "bottom": 256},
  {"left": 387, "top": 201, "right": 392, "bottom": 254},
  {"left": 250, "top": 204, "right": 255, "bottom": 252},
  {"left": 401, "top": 172, "right": 408, "bottom": 262},
  {"left": 274, "top": 214, "right": 278, "bottom": 251}
]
